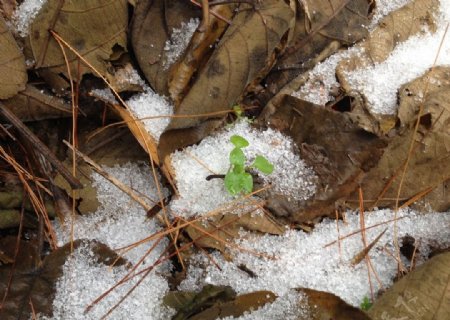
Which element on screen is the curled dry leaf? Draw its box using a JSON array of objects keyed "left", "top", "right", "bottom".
[
  {"left": 347, "top": 67, "right": 450, "bottom": 212},
  {"left": 158, "top": 0, "right": 294, "bottom": 160},
  {"left": 259, "top": 95, "right": 386, "bottom": 223},
  {"left": 0, "top": 15, "right": 27, "bottom": 99},
  {"left": 2, "top": 84, "right": 72, "bottom": 122},
  {"left": 368, "top": 252, "right": 450, "bottom": 320},
  {"left": 29, "top": 0, "right": 128, "bottom": 78},
  {"left": 335, "top": 0, "right": 439, "bottom": 133}
]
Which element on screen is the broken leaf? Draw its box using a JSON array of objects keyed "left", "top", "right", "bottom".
[
  {"left": 29, "top": 0, "right": 128, "bottom": 78},
  {"left": 0, "top": 14, "right": 27, "bottom": 99}
]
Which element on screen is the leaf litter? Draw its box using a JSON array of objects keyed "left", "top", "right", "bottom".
[{"left": 1, "top": 0, "right": 450, "bottom": 319}]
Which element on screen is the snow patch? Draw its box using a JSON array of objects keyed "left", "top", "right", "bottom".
[
  {"left": 126, "top": 89, "right": 174, "bottom": 142},
  {"left": 164, "top": 18, "right": 199, "bottom": 68},
  {"left": 12, "top": 0, "right": 47, "bottom": 37},
  {"left": 170, "top": 121, "right": 317, "bottom": 219},
  {"left": 50, "top": 163, "right": 173, "bottom": 319},
  {"left": 180, "top": 208, "right": 450, "bottom": 312}
]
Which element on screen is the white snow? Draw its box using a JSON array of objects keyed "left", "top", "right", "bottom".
[
  {"left": 90, "top": 88, "right": 118, "bottom": 105},
  {"left": 294, "top": 0, "right": 450, "bottom": 115},
  {"left": 180, "top": 208, "right": 450, "bottom": 317},
  {"left": 163, "top": 18, "right": 199, "bottom": 68},
  {"left": 49, "top": 163, "right": 173, "bottom": 319},
  {"left": 345, "top": 16, "right": 450, "bottom": 114},
  {"left": 126, "top": 89, "right": 174, "bottom": 142},
  {"left": 170, "top": 121, "right": 318, "bottom": 219},
  {"left": 12, "top": 0, "right": 47, "bottom": 37},
  {"left": 292, "top": 47, "right": 362, "bottom": 105},
  {"left": 111, "top": 64, "right": 147, "bottom": 91}
]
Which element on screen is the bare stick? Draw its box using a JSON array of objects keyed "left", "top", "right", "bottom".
[{"left": 0, "top": 102, "right": 82, "bottom": 189}]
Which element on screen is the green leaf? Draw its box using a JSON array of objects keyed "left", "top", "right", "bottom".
[
  {"left": 360, "top": 296, "right": 372, "bottom": 311},
  {"left": 224, "top": 171, "right": 253, "bottom": 195},
  {"left": 252, "top": 156, "right": 274, "bottom": 174},
  {"left": 230, "top": 135, "right": 249, "bottom": 148},
  {"left": 230, "top": 148, "right": 245, "bottom": 166},
  {"left": 233, "top": 105, "right": 243, "bottom": 118}
]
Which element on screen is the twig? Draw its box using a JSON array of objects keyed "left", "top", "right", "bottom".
[
  {"left": 0, "top": 103, "right": 82, "bottom": 189},
  {"left": 63, "top": 140, "right": 164, "bottom": 223}
]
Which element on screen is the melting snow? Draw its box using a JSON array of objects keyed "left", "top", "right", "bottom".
[
  {"left": 126, "top": 89, "right": 174, "bottom": 142},
  {"left": 50, "top": 163, "right": 173, "bottom": 319},
  {"left": 12, "top": 0, "right": 47, "bottom": 37},
  {"left": 164, "top": 18, "right": 199, "bottom": 68},
  {"left": 170, "top": 121, "right": 318, "bottom": 219},
  {"left": 180, "top": 208, "right": 450, "bottom": 318},
  {"left": 294, "top": 0, "right": 450, "bottom": 115}
]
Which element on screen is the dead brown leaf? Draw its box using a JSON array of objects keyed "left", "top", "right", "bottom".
[
  {"left": 0, "top": 239, "right": 127, "bottom": 320},
  {"left": 2, "top": 85, "right": 72, "bottom": 122},
  {"left": 164, "top": 284, "right": 277, "bottom": 320},
  {"left": 299, "top": 288, "right": 372, "bottom": 320},
  {"left": 336, "top": 0, "right": 439, "bottom": 134},
  {"left": 29, "top": 0, "right": 128, "bottom": 78},
  {"left": 261, "top": 0, "right": 371, "bottom": 108},
  {"left": 186, "top": 210, "right": 284, "bottom": 252},
  {"left": 347, "top": 67, "right": 450, "bottom": 212},
  {"left": 259, "top": 95, "right": 386, "bottom": 223},
  {"left": 368, "top": 252, "right": 450, "bottom": 320},
  {"left": 0, "top": 14, "right": 27, "bottom": 99},
  {"left": 131, "top": 0, "right": 200, "bottom": 95}
]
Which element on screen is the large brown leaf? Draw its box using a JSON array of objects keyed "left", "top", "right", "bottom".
[
  {"left": 29, "top": 0, "right": 128, "bottom": 78},
  {"left": 259, "top": 95, "right": 386, "bottom": 223},
  {"left": 368, "top": 252, "right": 450, "bottom": 320},
  {"left": 158, "top": 0, "right": 294, "bottom": 160},
  {"left": 0, "top": 15, "right": 27, "bottom": 99},
  {"left": 347, "top": 67, "right": 450, "bottom": 212}
]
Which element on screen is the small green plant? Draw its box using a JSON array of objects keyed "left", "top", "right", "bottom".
[
  {"left": 224, "top": 135, "right": 274, "bottom": 195},
  {"left": 360, "top": 296, "right": 372, "bottom": 311}
]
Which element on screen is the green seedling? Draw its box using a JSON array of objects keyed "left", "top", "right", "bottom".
[
  {"left": 224, "top": 135, "right": 274, "bottom": 195},
  {"left": 360, "top": 296, "right": 372, "bottom": 311}
]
